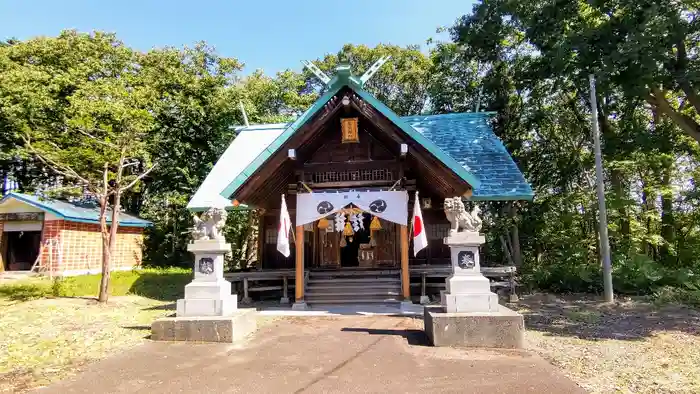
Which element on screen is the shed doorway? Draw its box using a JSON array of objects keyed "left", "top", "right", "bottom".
[{"left": 2, "top": 231, "right": 41, "bottom": 271}]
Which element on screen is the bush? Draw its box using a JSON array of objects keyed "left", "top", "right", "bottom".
[
  {"left": 127, "top": 268, "right": 191, "bottom": 301},
  {"left": 652, "top": 285, "right": 700, "bottom": 307},
  {"left": 0, "top": 283, "right": 52, "bottom": 301},
  {"left": 0, "top": 267, "right": 191, "bottom": 302},
  {"left": 521, "top": 252, "right": 700, "bottom": 303},
  {"left": 612, "top": 254, "right": 665, "bottom": 295},
  {"left": 521, "top": 261, "right": 603, "bottom": 294}
]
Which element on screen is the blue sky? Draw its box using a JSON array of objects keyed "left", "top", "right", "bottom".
[{"left": 0, "top": 0, "right": 475, "bottom": 75}]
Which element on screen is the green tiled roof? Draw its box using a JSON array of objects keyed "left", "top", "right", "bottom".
[
  {"left": 1, "top": 192, "right": 153, "bottom": 227},
  {"left": 220, "top": 83, "right": 348, "bottom": 199},
  {"left": 218, "top": 74, "right": 489, "bottom": 201},
  {"left": 198, "top": 67, "right": 533, "bottom": 208}
]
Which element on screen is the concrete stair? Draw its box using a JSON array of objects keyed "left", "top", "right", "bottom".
[{"left": 305, "top": 269, "right": 402, "bottom": 305}]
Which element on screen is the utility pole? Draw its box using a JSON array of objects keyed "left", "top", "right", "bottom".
[{"left": 589, "top": 74, "right": 614, "bottom": 302}]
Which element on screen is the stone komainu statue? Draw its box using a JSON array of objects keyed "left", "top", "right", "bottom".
[
  {"left": 443, "top": 197, "right": 482, "bottom": 234},
  {"left": 191, "top": 208, "right": 228, "bottom": 241}
]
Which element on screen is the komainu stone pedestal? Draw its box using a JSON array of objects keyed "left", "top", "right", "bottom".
[
  {"left": 424, "top": 306, "right": 524, "bottom": 348},
  {"left": 176, "top": 239, "right": 237, "bottom": 317},
  {"left": 423, "top": 231, "right": 524, "bottom": 348},
  {"left": 441, "top": 232, "right": 499, "bottom": 313},
  {"left": 152, "top": 238, "right": 256, "bottom": 342},
  {"left": 151, "top": 310, "right": 256, "bottom": 343}
]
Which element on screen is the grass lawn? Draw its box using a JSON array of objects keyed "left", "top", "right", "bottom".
[
  {"left": 0, "top": 296, "right": 172, "bottom": 392},
  {"left": 0, "top": 268, "right": 190, "bottom": 392},
  {"left": 514, "top": 293, "right": 700, "bottom": 394},
  {"left": 0, "top": 268, "right": 191, "bottom": 302}
]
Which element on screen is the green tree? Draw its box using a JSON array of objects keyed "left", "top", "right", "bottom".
[
  {"left": 240, "top": 69, "right": 317, "bottom": 123},
  {"left": 0, "top": 31, "right": 157, "bottom": 302},
  {"left": 458, "top": 0, "right": 700, "bottom": 143},
  {"left": 133, "top": 43, "right": 246, "bottom": 266},
  {"left": 306, "top": 44, "right": 432, "bottom": 116},
  {"left": 439, "top": 0, "right": 700, "bottom": 297}
]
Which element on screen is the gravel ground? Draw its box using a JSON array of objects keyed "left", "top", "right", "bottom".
[
  {"left": 513, "top": 293, "right": 700, "bottom": 394},
  {"left": 2, "top": 292, "right": 698, "bottom": 393}
]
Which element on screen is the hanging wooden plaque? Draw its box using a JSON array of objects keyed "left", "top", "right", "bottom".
[{"left": 341, "top": 118, "right": 359, "bottom": 143}]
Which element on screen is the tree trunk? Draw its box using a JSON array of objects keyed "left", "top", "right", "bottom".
[
  {"left": 509, "top": 202, "right": 522, "bottom": 267},
  {"left": 244, "top": 210, "right": 260, "bottom": 268},
  {"left": 98, "top": 193, "right": 111, "bottom": 303},
  {"left": 660, "top": 168, "right": 675, "bottom": 263},
  {"left": 641, "top": 184, "right": 650, "bottom": 257},
  {"left": 99, "top": 191, "right": 121, "bottom": 303},
  {"left": 611, "top": 169, "right": 630, "bottom": 246},
  {"left": 648, "top": 86, "right": 700, "bottom": 143},
  {"left": 535, "top": 243, "right": 543, "bottom": 265},
  {"left": 643, "top": 184, "right": 659, "bottom": 260},
  {"left": 500, "top": 235, "right": 514, "bottom": 265}
]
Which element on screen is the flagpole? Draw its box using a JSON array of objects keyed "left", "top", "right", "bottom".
[
  {"left": 408, "top": 191, "right": 418, "bottom": 238},
  {"left": 411, "top": 190, "right": 428, "bottom": 258},
  {"left": 283, "top": 194, "right": 297, "bottom": 244}
]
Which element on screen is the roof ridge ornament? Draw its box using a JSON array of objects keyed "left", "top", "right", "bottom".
[
  {"left": 360, "top": 55, "right": 391, "bottom": 86},
  {"left": 301, "top": 60, "right": 331, "bottom": 85},
  {"left": 303, "top": 57, "right": 392, "bottom": 87}
]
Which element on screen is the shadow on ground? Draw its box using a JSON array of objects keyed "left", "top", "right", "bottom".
[
  {"left": 512, "top": 293, "right": 700, "bottom": 340},
  {"left": 122, "top": 325, "right": 151, "bottom": 331},
  {"left": 341, "top": 327, "right": 431, "bottom": 346},
  {"left": 0, "top": 283, "right": 49, "bottom": 301},
  {"left": 129, "top": 272, "right": 190, "bottom": 301},
  {"left": 142, "top": 303, "right": 176, "bottom": 311},
  {"left": 240, "top": 302, "right": 424, "bottom": 317}
]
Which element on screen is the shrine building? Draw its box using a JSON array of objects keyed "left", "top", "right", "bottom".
[{"left": 188, "top": 62, "right": 533, "bottom": 307}]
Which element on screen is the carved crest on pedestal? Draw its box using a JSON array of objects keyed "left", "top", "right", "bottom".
[
  {"left": 198, "top": 257, "right": 214, "bottom": 275},
  {"left": 457, "top": 251, "right": 475, "bottom": 269}
]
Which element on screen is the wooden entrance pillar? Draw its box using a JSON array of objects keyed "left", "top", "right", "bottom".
[
  {"left": 295, "top": 225, "right": 305, "bottom": 302},
  {"left": 400, "top": 224, "right": 410, "bottom": 300}
]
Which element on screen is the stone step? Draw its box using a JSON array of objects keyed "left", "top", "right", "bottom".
[
  {"left": 308, "top": 275, "right": 400, "bottom": 282},
  {"left": 307, "top": 283, "right": 401, "bottom": 291},
  {"left": 309, "top": 270, "right": 400, "bottom": 278},
  {"left": 307, "top": 278, "right": 401, "bottom": 285},
  {"left": 306, "top": 269, "right": 402, "bottom": 305},
  {"left": 306, "top": 290, "right": 401, "bottom": 298},
  {"left": 305, "top": 297, "right": 402, "bottom": 304},
  {"left": 308, "top": 277, "right": 400, "bottom": 282}
]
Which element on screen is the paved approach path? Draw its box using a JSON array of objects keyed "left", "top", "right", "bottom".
[{"left": 39, "top": 315, "right": 584, "bottom": 394}]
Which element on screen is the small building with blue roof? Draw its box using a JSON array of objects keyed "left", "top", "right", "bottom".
[{"left": 0, "top": 192, "right": 151, "bottom": 276}]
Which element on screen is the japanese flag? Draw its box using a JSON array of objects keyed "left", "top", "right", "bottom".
[
  {"left": 412, "top": 191, "right": 428, "bottom": 256},
  {"left": 277, "top": 194, "right": 292, "bottom": 257}
]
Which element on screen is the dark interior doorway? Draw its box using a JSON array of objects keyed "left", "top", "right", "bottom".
[
  {"left": 3, "top": 231, "right": 41, "bottom": 271},
  {"left": 340, "top": 214, "right": 371, "bottom": 267}
]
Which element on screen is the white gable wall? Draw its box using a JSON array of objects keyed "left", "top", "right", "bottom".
[
  {"left": 187, "top": 125, "right": 286, "bottom": 210},
  {"left": 0, "top": 198, "right": 43, "bottom": 214},
  {"left": 0, "top": 197, "right": 61, "bottom": 224}
]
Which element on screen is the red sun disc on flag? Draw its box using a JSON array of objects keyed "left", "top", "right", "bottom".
[{"left": 413, "top": 216, "right": 423, "bottom": 237}]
